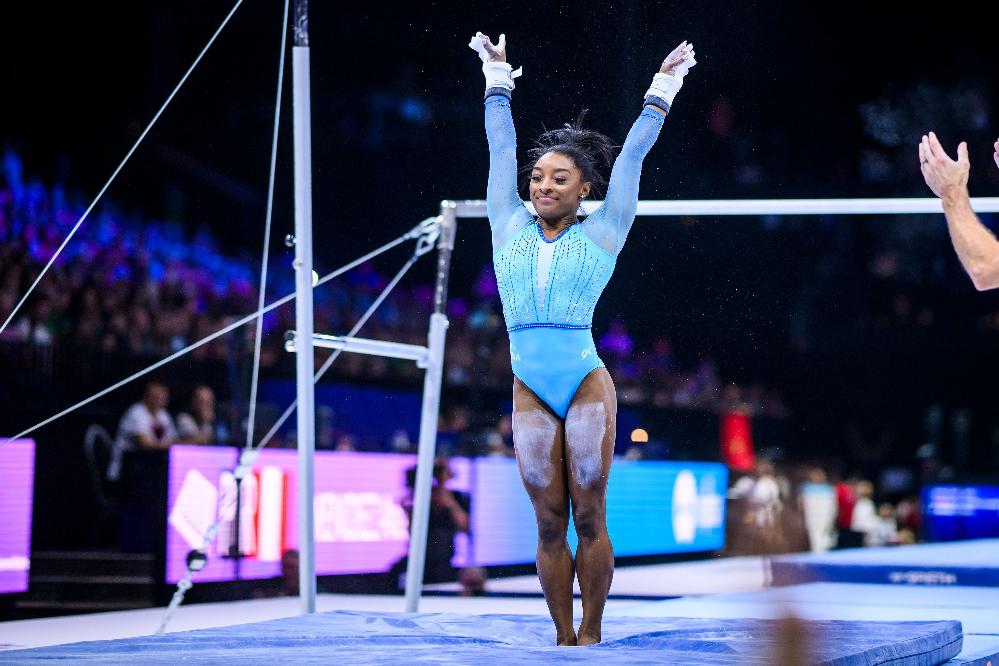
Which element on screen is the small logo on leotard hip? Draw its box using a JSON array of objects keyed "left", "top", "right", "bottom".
[
  {"left": 581, "top": 347, "right": 593, "bottom": 360},
  {"left": 510, "top": 345, "right": 521, "bottom": 362}
]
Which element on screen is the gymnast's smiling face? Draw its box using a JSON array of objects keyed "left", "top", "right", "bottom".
[{"left": 530, "top": 152, "right": 591, "bottom": 222}]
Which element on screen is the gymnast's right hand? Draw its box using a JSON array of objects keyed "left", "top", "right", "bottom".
[
  {"left": 471, "top": 31, "right": 507, "bottom": 63},
  {"left": 471, "top": 31, "right": 520, "bottom": 95}
]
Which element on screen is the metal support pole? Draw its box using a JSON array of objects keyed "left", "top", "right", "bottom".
[
  {"left": 404, "top": 201, "right": 457, "bottom": 612},
  {"left": 292, "top": 0, "right": 316, "bottom": 616}
]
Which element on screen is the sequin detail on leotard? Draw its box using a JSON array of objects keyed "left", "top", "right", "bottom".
[{"left": 494, "top": 221, "right": 615, "bottom": 331}]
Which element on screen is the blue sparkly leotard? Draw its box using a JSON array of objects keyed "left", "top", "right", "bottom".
[{"left": 485, "top": 89, "right": 666, "bottom": 417}]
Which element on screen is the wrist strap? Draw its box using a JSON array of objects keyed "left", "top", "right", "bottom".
[
  {"left": 483, "top": 61, "right": 523, "bottom": 92},
  {"left": 644, "top": 54, "right": 696, "bottom": 108},
  {"left": 645, "top": 72, "right": 683, "bottom": 108}
]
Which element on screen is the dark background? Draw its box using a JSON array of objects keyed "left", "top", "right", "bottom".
[
  {"left": 4, "top": 2, "right": 998, "bottom": 247},
  {"left": 3, "top": 1, "right": 998, "bottom": 322},
  {"left": 3, "top": 1, "right": 999, "bottom": 549}
]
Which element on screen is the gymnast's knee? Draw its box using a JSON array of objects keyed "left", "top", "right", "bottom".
[
  {"left": 535, "top": 509, "right": 569, "bottom": 549},
  {"left": 571, "top": 504, "right": 606, "bottom": 544}
]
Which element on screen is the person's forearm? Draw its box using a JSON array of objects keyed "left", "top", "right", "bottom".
[
  {"left": 439, "top": 492, "right": 471, "bottom": 532},
  {"left": 135, "top": 434, "right": 164, "bottom": 450},
  {"left": 644, "top": 102, "right": 667, "bottom": 117},
  {"left": 451, "top": 507, "right": 470, "bottom": 532},
  {"left": 942, "top": 188, "right": 999, "bottom": 291}
]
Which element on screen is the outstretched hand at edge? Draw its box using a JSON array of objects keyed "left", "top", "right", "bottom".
[{"left": 919, "top": 131, "right": 970, "bottom": 200}]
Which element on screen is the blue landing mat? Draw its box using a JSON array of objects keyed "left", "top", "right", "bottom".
[
  {"left": 771, "top": 540, "right": 999, "bottom": 587},
  {"left": 608, "top": 583, "right": 999, "bottom": 665},
  {"left": 2, "top": 611, "right": 963, "bottom": 665}
]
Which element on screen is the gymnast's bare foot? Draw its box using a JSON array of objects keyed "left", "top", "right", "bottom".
[
  {"left": 576, "top": 631, "right": 601, "bottom": 646},
  {"left": 556, "top": 631, "right": 578, "bottom": 646}
]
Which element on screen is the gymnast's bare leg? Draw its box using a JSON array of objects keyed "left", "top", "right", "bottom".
[
  {"left": 512, "top": 368, "right": 617, "bottom": 646},
  {"left": 564, "top": 368, "right": 616, "bottom": 645},
  {"left": 512, "top": 376, "right": 576, "bottom": 646}
]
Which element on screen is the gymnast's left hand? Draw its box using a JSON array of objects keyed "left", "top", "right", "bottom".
[
  {"left": 919, "top": 132, "right": 969, "bottom": 200},
  {"left": 659, "top": 40, "right": 696, "bottom": 76}
]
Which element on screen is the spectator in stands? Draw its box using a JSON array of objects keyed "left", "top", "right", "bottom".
[
  {"left": 484, "top": 430, "right": 515, "bottom": 457},
  {"left": 496, "top": 414, "right": 513, "bottom": 449},
  {"left": 3, "top": 296, "right": 54, "bottom": 345},
  {"left": 392, "top": 459, "right": 470, "bottom": 585},
  {"left": 798, "top": 466, "right": 837, "bottom": 553},
  {"left": 252, "top": 549, "right": 300, "bottom": 598},
  {"left": 389, "top": 428, "right": 415, "bottom": 453},
  {"left": 867, "top": 502, "right": 900, "bottom": 547},
  {"left": 622, "top": 444, "right": 645, "bottom": 461},
  {"left": 895, "top": 494, "right": 922, "bottom": 541},
  {"left": 457, "top": 566, "right": 488, "bottom": 596},
  {"left": 730, "top": 459, "right": 786, "bottom": 554},
  {"left": 176, "top": 385, "right": 217, "bottom": 445},
  {"left": 834, "top": 473, "right": 864, "bottom": 549},
  {"left": 479, "top": 414, "right": 514, "bottom": 457},
  {"left": 107, "top": 380, "right": 177, "bottom": 480},
  {"left": 335, "top": 434, "right": 357, "bottom": 452},
  {"left": 849, "top": 480, "right": 879, "bottom": 546},
  {"left": 0, "top": 288, "right": 16, "bottom": 325},
  {"left": 436, "top": 406, "right": 473, "bottom": 456}
]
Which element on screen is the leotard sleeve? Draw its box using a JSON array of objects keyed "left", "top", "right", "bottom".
[
  {"left": 583, "top": 106, "right": 666, "bottom": 255},
  {"left": 485, "top": 93, "right": 533, "bottom": 249}
]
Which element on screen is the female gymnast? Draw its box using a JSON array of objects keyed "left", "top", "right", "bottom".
[{"left": 470, "top": 31, "right": 697, "bottom": 645}]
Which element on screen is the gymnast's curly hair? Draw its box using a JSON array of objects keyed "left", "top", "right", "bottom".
[{"left": 522, "top": 109, "right": 618, "bottom": 200}]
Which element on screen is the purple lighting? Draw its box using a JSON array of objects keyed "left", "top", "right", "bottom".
[
  {"left": 0, "top": 439, "right": 35, "bottom": 594},
  {"left": 166, "top": 446, "right": 471, "bottom": 583}
]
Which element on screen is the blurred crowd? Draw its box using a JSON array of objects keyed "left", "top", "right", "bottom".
[
  {"left": 107, "top": 380, "right": 221, "bottom": 480},
  {"left": 726, "top": 459, "right": 923, "bottom": 556},
  {"left": 0, "top": 149, "right": 786, "bottom": 416},
  {"left": 0, "top": 151, "right": 258, "bottom": 360}
]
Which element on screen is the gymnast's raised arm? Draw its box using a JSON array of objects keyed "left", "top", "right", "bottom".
[
  {"left": 472, "top": 32, "right": 531, "bottom": 249},
  {"left": 585, "top": 41, "right": 697, "bottom": 256}
]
